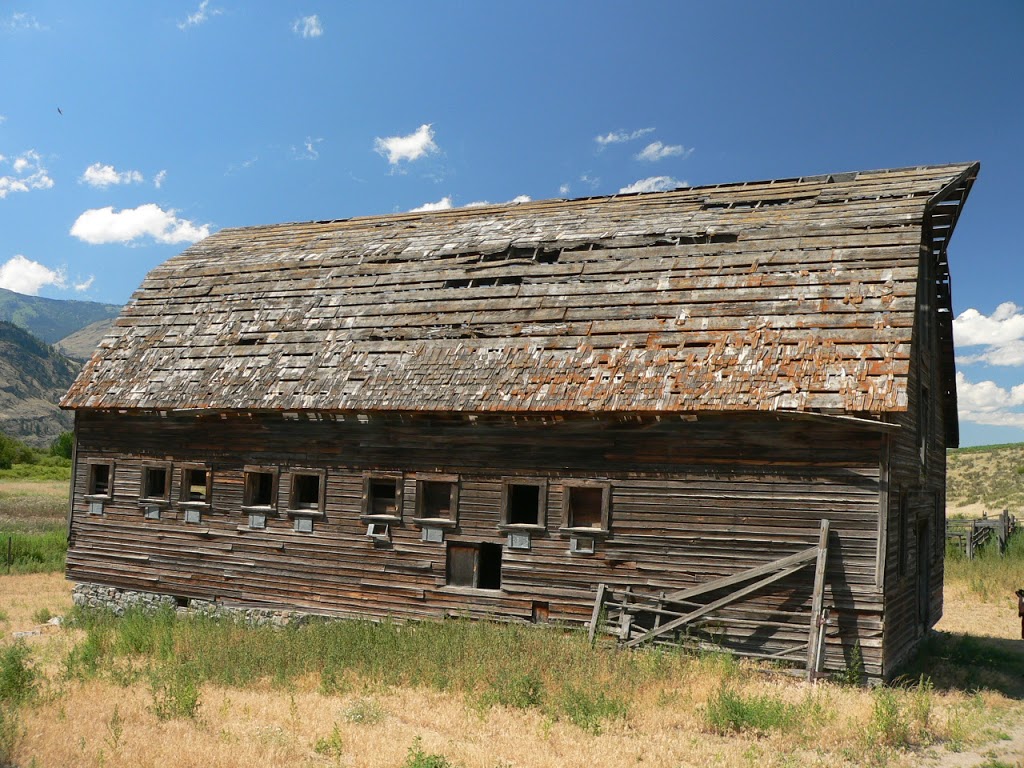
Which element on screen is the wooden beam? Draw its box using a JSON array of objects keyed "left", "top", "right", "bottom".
[
  {"left": 625, "top": 562, "right": 807, "bottom": 648},
  {"left": 806, "top": 519, "right": 830, "bottom": 679},
  {"left": 660, "top": 545, "right": 818, "bottom": 605},
  {"left": 588, "top": 582, "right": 606, "bottom": 646}
]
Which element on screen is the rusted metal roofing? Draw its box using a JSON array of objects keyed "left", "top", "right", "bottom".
[{"left": 62, "top": 162, "right": 978, "bottom": 416}]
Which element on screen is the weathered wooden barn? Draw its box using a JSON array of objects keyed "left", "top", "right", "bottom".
[{"left": 62, "top": 162, "right": 978, "bottom": 679}]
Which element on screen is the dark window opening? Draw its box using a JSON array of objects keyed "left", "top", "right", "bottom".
[
  {"left": 244, "top": 471, "right": 275, "bottom": 507},
  {"left": 567, "top": 486, "right": 603, "bottom": 528},
  {"left": 478, "top": 543, "right": 502, "bottom": 589},
  {"left": 369, "top": 478, "right": 399, "bottom": 516},
  {"left": 292, "top": 474, "right": 321, "bottom": 510},
  {"left": 446, "top": 542, "right": 502, "bottom": 590},
  {"left": 142, "top": 467, "right": 168, "bottom": 500},
  {"left": 182, "top": 468, "right": 209, "bottom": 503},
  {"left": 88, "top": 464, "right": 111, "bottom": 496},
  {"left": 421, "top": 480, "right": 454, "bottom": 518},
  {"left": 507, "top": 484, "right": 540, "bottom": 525}
]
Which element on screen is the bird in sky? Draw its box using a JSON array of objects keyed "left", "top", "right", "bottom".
[{"left": 57, "top": 107, "right": 63, "bottom": 115}]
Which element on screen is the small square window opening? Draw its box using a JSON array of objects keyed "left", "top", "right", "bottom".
[
  {"left": 182, "top": 468, "right": 209, "bottom": 503},
  {"left": 88, "top": 463, "right": 112, "bottom": 497},
  {"left": 142, "top": 466, "right": 169, "bottom": 500},
  {"left": 244, "top": 470, "right": 275, "bottom": 507},
  {"left": 291, "top": 474, "right": 322, "bottom": 510},
  {"left": 369, "top": 478, "right": 399, "bottom": 516},
  {"left": 421, "top": 480, "right": 454, "bottom": 518},
  {"left": 567, "top": 486, "right": 603, "bottom": 528},
  {"left": 507, "top": 484, "right": 540, "bottom": 525}
]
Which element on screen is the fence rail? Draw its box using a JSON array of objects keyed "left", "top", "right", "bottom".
[{"left": 945, "top": 510, "right": 1017, "bottom": 559}]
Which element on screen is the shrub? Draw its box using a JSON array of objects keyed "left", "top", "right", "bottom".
[
  {"left": 551, "top": 684, "right": 627, "bottom": 734},
  {"left": 704, "top": 685, "right": 801, "bottom": 736},
  {"left": 149, "top": 663, "right": 201, "bottom": 721},
  {"left": 402, "top": 737, "right": 455, "bottom": 768},
  {"left": 343, "top": 697, "right": 385, "bottom": 724},
  {"left": 0, "top": 643, "right": 36, "bottom": 706}
]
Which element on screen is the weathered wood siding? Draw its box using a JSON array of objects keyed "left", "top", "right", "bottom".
[
  {"left": 68, "top": 409, "right": 886, "bottom": 676},
  {"left": 880, "top": 239, "right": 949, "bottom": 677}
]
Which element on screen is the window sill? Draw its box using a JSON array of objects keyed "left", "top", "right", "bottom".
[
  {"left": 178, "top": 501, "right": 210, "bottom": 510},
  {"left": 286, "top": 508, "right": 325, "bottom": 519},
  {"left": 241, "top": 505, "right": 276, "bottom": 514},
  {"left": 411, "top": 517, "right": 457, "bottom": 529},
  {"left": 84, "top": 494, "right": 111, "bottom": 503},
  {"left": 558, "top": 527, "right": 609, "bottom": 537},
  {"left": 499, "top": 523, "right": 546, "bottom": 533},
  {"left": 138, "top": 498, "right": 170, "bottom": 507},
  {"left": 360, "top": 514, "right": 402, "bottom": 524}
]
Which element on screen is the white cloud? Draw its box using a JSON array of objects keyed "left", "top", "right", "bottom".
[
  {"left": 0, "top": 115, "right": 6, "bottom": 124},
  {"left": 153, "top": 170, "right": 167, "bottom": 189},
  {"left": 559, "top": 183, "right": 570, "bottom": 196},
  {"left": 293, "top": 15, "right": 322, "bottom": 38},
  {"left": 178, "top": 0, "right": 221, "bottom": 30},
  {"left": 2, "top": 12, "right": 44, "bottom": 32},
  {"left": 955, "top": 371, "right": 1024, "bottom": 428},
  {"left": 70, "top": 204, "right": 211, "bottom": 245},
  {"left": 595, "top": 127, "right": 654, "bottom": 146},
  {"left": 74, "top": 276, "right": 95, "bottom": 292},
  {"left": 294, "top": 137, "right": 322, "bottom": 161},
  {"left": 636, "top": 141, "right": 690, "bottom": 162},
  {"left": 954, "top": 303, "right": 1024, "bottom": 367},
  {"left": 374, "top": 124, "right": 438, "bottom": 165},
  {"left": 509, "top": 195, "right": 531, "bottom": 204},
  {"left": 618, "top": 176, "right": 686, "bottom": 194},
  {"left": 0, "top": 150, "right": 53, "bottom": 199},
  {"left": 409, "top": 196, "right": 452, "bottom": 213},
  {"left": 579, "top": 174, "right": 600, "bottom": 189},
  {"left": 0, "top": 255, "right": 65, "bottom": 295},
  {"left": 80, "top": 162, "right": 144, "bottom": 188}
]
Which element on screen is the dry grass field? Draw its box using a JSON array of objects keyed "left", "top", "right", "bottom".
[
  {"left": 3, "top": 574, "right": 1022, "bottom": 767},
  {"left": 2, "top": 456, "right": 1023, "bottom": 768}
]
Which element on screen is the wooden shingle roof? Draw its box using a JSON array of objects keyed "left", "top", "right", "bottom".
[{"left": 62, "top": 162, "right": 978, "bottom": 417}]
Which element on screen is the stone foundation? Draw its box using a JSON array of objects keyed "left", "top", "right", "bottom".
[{"left": 71, "top": 583, "right": 316, "bottom": 627}]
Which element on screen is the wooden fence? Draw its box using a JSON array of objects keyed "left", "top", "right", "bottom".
[{"left": 945, "top": 511, "right": 1017, "bottom": 559}]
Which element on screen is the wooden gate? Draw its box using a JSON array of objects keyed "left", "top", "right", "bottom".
[{"left": 589, "top": 519, "right": 831, "bottom": 681}]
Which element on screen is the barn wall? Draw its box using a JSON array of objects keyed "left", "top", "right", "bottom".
[
  {"left": 881, "top": 242, "right": 948, "bottom": 676},
  {"left": 68, "top": 409, "right": 886, "bottom": 676}
]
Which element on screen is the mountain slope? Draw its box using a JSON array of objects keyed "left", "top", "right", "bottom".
[
  {"left": 946, "top": 443, "right": 1024, "bottom": 512},
  {"left": 56, "top": 317, "right": 116, "bottom": 361},
  {"left": 0, "top": 321, "right": 79, "bottom": 447},
  {"left": 0, "top": 286, "right": 121, "bottom": 344}
]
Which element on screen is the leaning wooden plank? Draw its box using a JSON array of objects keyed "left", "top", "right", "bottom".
[
  {"left": 806, "top": 519, "right": 831, "bottom": 680},
  {"left": 626, "top": 563, "right": 807, "bottom": 648},
  {"left": 660, "top": 545, "right": 818, "bottom": 605},
  {"left": 588, "top": 583, "right": 607, "bottom": 645}
]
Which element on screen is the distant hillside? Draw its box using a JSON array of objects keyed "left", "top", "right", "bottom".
[
  {"left": 0, "top": 321, "right": 78, "bottom": 448},
  {"left": 946, "top": 443, "right": 1024, "bottom": 512},
  {"left": 56, "top": 317, "right": 116, "bottom": 361},
  {"left": 0, "top": 286, "right": 121, "bottom": 344}
]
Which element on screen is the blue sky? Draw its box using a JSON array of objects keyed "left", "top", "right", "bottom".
[{"left": 1, "top": 1, "right": 1022, "bottom": 446}]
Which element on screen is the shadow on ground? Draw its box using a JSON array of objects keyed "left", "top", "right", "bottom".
[{"left": 901, "top": 630, "right": 1024, "bottom": 699}]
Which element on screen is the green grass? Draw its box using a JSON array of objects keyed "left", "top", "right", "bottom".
[
  {"left": 704, "top": 684, "right": 825, "bottom": 737},
  {"left": 0, "top": 524, "right": 67, "bottom": 574},
  {"left": 0, "top": 459, "right": 72, "bottom": 482},
  {"left": 945, "top": 529, "right": 1024, "bottom": 599},
  {"left": 64, "top": 607, "right": 660, "bottom": 732}
]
